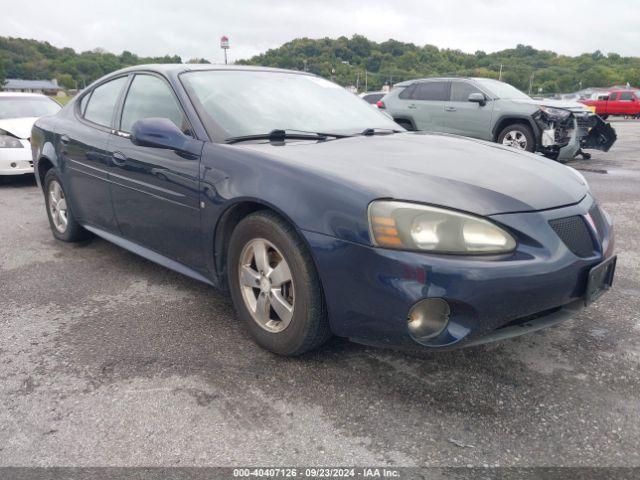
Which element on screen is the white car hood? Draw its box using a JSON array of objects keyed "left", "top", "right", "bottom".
[{"left": 0, "top": 117, "right": 39, "bottom": 139}]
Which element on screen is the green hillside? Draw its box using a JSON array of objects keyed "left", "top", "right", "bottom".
[
  {"left": 1, "top": 35, "right": 639, "bottom": 94},
  {"left": 0, "top": 36, "right": 184, "bottom": 89},
  {"left": 239, "top": 35, "right": 640, "bottom": 94}
]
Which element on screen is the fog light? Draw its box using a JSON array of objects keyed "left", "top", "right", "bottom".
[{"left": 407, "top": 298, "right": 450, "bottom": 340}]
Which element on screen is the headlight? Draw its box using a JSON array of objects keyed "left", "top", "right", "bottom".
[
  {"left": 0, "top": 134, "right": 23, "bottom": 149},
  {"left": 369, "top": 201, "right": 516, "bottom": 254},
  {"left": 538, "top": 105, "right": 571, "bottom": 120}
]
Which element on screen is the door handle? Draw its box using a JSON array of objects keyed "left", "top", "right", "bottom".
[
  {"left": 60, "top": 135, "right": 70, "bottom": 145},
  {"left": 112, "top": 151, "right": 127, "bottom": 167},
  {"left": 407, "top": 104, "right": 417, "bottom": 110},
  {"left": 445, "top": 106, "right": 457, "bottom": 112}
]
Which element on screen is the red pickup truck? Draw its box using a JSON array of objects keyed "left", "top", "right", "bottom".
[{"left": 580, "top": 89, "right": 640, "bottom": 119}]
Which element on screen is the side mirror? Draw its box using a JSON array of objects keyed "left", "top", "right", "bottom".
[
  {"left": 468, "top": 93, "right": 486, "bottom": 106},
  {"left": 131, "top": 118, "right": 199, "bottom": 155}
]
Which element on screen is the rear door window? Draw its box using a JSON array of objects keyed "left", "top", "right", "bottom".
[
  {"left": 84, "top": 76, "right": 128, "bottom": 127},
  {"left": 609, "top": 92, "right": 618, "bottom": 101},
  {"left": 412, "top": 82, "right": 450, "bottom": 101}
]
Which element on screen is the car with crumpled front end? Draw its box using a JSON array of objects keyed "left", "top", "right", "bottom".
[
  {"left": 380, "top": 77, "right": 616, "bottom": 162},
  {"left": 0, "top": 92, "right": 61, "bottom": 175}
]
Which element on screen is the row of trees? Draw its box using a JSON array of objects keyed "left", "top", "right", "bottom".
[
  {"left": 1, "top": 35, "right": 639, "bottom": 94},
  {"left": 239, "top": 36, "right": 640, "bottom": 93},
  {"left": 0, "top": 36, "right": 210, "bottom": 89}
]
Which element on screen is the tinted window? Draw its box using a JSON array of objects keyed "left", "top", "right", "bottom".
[
  {"left": 450, "top": 82, "right": 484, "bottom": 102},
  {"left": 362, "top": 93, "right": 384, "bottom": 104},
  {"left": 398, "top": 84, "right": 417, "bottom": 100},
  {"left": 619, "top": 92, "right": 633, "bottom": 101},
  {"left": 84, "top": 77, "right": 127, "bottom": 127},
  {"left": 0, "top": 96, "right": 61, "bottom": 119},
  {"left": 120, "top": 74, "right": 188, "bottom": 133},
  {"left": 609, "top": 92, "right": 618, "bottom": 101},
  {"left": 412, "top": 82, "right": 450, "bottom": 101}
]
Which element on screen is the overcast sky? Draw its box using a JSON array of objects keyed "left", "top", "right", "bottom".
[{"left": 3, "top": 0, "right": 639, "bottom": 62}]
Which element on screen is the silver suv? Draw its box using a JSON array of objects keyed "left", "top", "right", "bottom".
[{"left": 380, "top": 77, "right": 616, "bottom": 162}]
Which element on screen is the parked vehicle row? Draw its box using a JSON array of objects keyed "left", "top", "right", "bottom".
[
  {"left": 0, "top": 93, "right": 61, "bottom": 175},
  {"left": 375, "top": 77, "right": 617, "bottom": 162},
  {"left": 29, "top": 65, "right": 616, "bottom": 356},
  {"left": 580, "top": 89, "right": 640, "bottom": 119}
]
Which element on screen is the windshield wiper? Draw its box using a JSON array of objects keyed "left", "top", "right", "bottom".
[
  {"left": 225, "top": 129, "right": 351, "bottom": 144},
  {"left": 359, "top": 127, "right": 404, "bottom": 136}
]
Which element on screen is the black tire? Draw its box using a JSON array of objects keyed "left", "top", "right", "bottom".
[
  {"left": 395, "top": 118, "right": 416, "bottom": 131},
  {"left": 43, "top": 169, "right": 91, "bottom": 242},
  {"left": 227, "top": 210, "right": 331, "bottom": 356},
  {"left": 600, "top": 114, "right": 609, "bottom": 121},
  {"left": 497, "top": 123, "right": 535, "bottom": 153}
]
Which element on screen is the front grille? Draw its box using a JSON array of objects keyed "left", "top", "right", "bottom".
[
  {"left": 549, "top": 215, "right": 596, "bottom": 257},
  {"left": 589, "top": 203, "right": 607, "bottom": 242}
]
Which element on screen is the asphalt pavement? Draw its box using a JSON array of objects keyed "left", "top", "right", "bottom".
[{"left": 1, "top": 120, "right": 639, "bottom": 467}]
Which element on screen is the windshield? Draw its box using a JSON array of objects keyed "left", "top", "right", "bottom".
[
  {"left": 181, "top": 70, "right": 400, "bottom": 139},
  {"left": 0, "top": 96, "right": 61, "bottom": 120},
  {"left": 635, "top": 91, "right": 640, "bottom": 99},
  {"left": 474, "top": 78, "right": 532, "bottom": 100}
]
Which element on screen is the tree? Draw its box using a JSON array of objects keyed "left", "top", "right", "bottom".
[{"left": 56, "top": 73, "right": 75, "bottom": 89}]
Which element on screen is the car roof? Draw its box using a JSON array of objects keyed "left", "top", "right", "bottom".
[
  {"left": 107, "top": 63, "right": 310, "bottom": 77},
  {"left": 394, "top": 76, "right": 499, "bottom": 87},
  {"left": 0, "top": 92, "right": 50, "bottom": 98}
]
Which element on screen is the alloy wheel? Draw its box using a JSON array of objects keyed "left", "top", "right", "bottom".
[
  {"left": 238, "top": 238, "right": 295, "bottom": 333},
  {"left": 502, "top": 130, "right": 528, "bottom": 150},
  {"left": 48, "top": 180, "right": 68, "bottom": 233}
]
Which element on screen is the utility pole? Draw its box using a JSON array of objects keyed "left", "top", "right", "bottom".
[
  {"left": 498, "top": 64, "right": 503, "bottom": 81},
  {"left": 528, "top": 72, "right": 534, "bottom": 95},
  {"left": 220, "top": 35, "right": 230, "bottom": 65},
  {"left": 356, "top": 72, "right": 360, "bottom": 92},
  {"left": 365, "top": 70, "right": 368, "bottom": 92},
  {"left": 303, "top": 59, "right": 308, "bottom": 72}
]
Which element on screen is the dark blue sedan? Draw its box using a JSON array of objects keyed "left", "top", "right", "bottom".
[{"left": 31, "top": 65, "right": 616, "bottom": 355}]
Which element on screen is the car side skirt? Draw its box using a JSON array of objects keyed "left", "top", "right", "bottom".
[{"left": 83, "top": 224, "right": 216, "bottom": 287}]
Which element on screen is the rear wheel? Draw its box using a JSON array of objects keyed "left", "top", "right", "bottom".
[
  {"left": 497, "top": 123, "right": 535, "bottom": 153},
  {"left": 227, "top": 211, "right": 331, "bottom": 356},
  {"left": 43, "top": 169, "right": 91, "bottom": 242}
]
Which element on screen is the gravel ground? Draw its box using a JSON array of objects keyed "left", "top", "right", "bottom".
[{"left": 0, "top": 120, "right": 638, "bottom": 467}]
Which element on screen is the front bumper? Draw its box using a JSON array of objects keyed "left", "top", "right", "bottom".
[
  {"left": 0, "top": 139, "right": 34, "bottom": 175},
  {"left": 534, "top": 112, "right": 617, "bottom": 161},
  {"left": 304, "top": 195, "right": 614, "bottom": 350}
]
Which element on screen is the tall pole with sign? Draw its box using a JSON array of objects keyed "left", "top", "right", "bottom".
[{"left": 220, "top": 35, "right": 230, "bottom": 65}]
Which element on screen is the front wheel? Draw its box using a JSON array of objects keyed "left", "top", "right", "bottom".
[
  {"left": 227, "top": 211, "right": 331, "bottom": 356},
  {"left": 497, "top": 123, "right": 535, "bottom": 153}
]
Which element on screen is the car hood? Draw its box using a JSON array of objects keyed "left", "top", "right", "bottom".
[
  {"left": 511, "top": 98, "right": 591, "bottom": 113},
  {"left": 0, "top": 117, "right": 39, "bottom": 139},
  {"left": 240, "top": 132, "right": 588, "bottom": 216}
]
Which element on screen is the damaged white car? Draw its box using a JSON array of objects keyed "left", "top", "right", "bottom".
[
  {"left": 379, "top": 77, "right": 617, "bottom": 162},
  {"left": 0, "top": 93, "right": 61, "bottom": 175}
]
